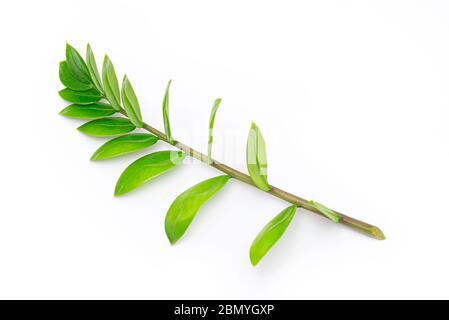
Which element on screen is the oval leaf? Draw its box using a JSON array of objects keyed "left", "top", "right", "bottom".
[
  {"left": 246, "top": 122, "right": 270, "bottom": 191},
  {"left": 59, "top": 103, "right": 116, "bottom": 119},
  {"left": 207, "top": 98, "right": 222, "bottom": 163},
  {"left": 66, "top": 43, "right": 92, "bottom": 84},
  {"left": 165, "top": 175, "right": 230, "bottom": 244},
  {"left": 162, "top": 80, "right": 174, "bottom": 143},
  {"left": 91, "top": 133, "right": 158, "bottom": 160},
  {"left": 86, "top": 44, "right": 103, "bottom": 94},
  {"left": 121, "top": 75, "right": 143, "bottom": 128},
  {"left": 59, "top": 61, "right": 92, "bottom": 91},
  {"left": 308, "top": 200, "right": 342, "bottom": 223},
  {"left": 102, "top": 55, "right": 121, "bottom": 111},
  {"left": 58, "top": 88, "right": 102, "bottom": 104},
  {"left": 115, "top": 151, "right": 185, "bottom": 196},
  {"left": 250, "top": 205, "right": 297, "bottom": 266},
  {"left": 78, "top": 117, "right": 135, "bottom": 137}
]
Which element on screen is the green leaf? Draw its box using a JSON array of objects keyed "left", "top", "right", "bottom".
[
  {"left": 86, "top": 44, "right": 103, "bottom": 94},
  {"left": 59, "top": 103, "right": 116, "bottom": 119},
  {"left": 66, "top": 43, "right": 92, "bottom": 84},
  {"left": 207, "top": 98, "right": 222, "bottom": 164},
  {"left": 246, "top": 122, "right": 270, "bottom": 192},
  {"left": 59, "top": 61, "right": 92, "bottom": 91},
  {"left": 308, "top": 200, "right": 342, "bottom": 223},
  {"left": 91, "top": 133, "right": 158, "bottom": 160},
  {"left": 58, "top": 88, "right": 102, "bottom": 104},
  {"left": 121, "top": 75, "right": 143, "bottom": 128},
  {"left": 102, "top": 55, "right": 121, "bottom": 111},
  {"left": 165, "top": 175, "right": 230, "bottom": 244},
  {"left": 162, "top": 80, "right": 174, "bottom": 143},
  {"left": 115, "top": 151, "right": 185, "bottom": 196},
  {"left": 250, "top": 205, "right": 297, "bottom": 266},
  {"left": 77, "top": 117, "right": 135, "bottom": 137}
]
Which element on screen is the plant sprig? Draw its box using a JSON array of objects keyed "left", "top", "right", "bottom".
[{"left": 58, "top": 43, "right": 385, "bottom": 266}]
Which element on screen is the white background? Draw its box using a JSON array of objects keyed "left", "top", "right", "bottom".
[{"left": 0, "top": 0, "right": 448, "bottom": 299}]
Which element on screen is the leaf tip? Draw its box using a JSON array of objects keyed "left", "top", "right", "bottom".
[
  {"left": 114, "top": 187, "right": 123, "bottom": 197},
  {"left": 250, "top": 251, "right": 260, "bottom": 267},
  {"left": 168, "top": 235, "right": 177, "bottom": 245},
  {"left": 114, "top": 178, "right": 127, "bottom": 196},
  {"left": 165, "top": 222, "right": 178, "bottom": 245},
  {"left": 103, "top": 54, "right": 111, "bottom": 65},
  {"left": 65, "top": 42, "right": 75, "bottom": 57}
]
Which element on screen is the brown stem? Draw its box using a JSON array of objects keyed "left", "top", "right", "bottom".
[{"left": 119, "top": 109, "right": 385, "bottom": 240}]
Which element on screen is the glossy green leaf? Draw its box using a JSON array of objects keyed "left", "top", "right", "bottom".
[
  {"left": 78, "top": 117, "right": 135, "bottom": 137},
  {"left": 165, "top": 175, "right": 230, "bottom": 244},
  {"left": 91, "top": 133, "right": 158, "bottom": 160},
  {"left": 207, "top": 98, "right": 222, "bottom": 164},
  {"left": 162, "top": 80, "right": 174, "bottom": 143},
  {"left": 102, "top": 55, "right": 121, "bottom": 111},
  {"left": 86, "top": 44, "right": 103, "bottom": 94},
  {"left": 246, "top": 122, "right": 270, "bottom": 192},
  {"left": 59, "top": 103, "right": 116, "bottom": 119},
  {"left": 121, "top": 75, "right": 143, "bottom": 128},
  {"left": 115, "top": 151, "right": 185, "bottom": 196},
  {"left": 66, "top": 43, "right": 92, "bottom": 84},
  {"left": 58, "top": 88, "right": 102, "bottom": 104},
  {"left": 250, "top": 205, "right": 297, "bottom": 266},
  {"left": 59, "top": 61, "right": 92, "bottom": 91},
  {"left": 308, "top": 200, "right": 342, "bottom": 223}
]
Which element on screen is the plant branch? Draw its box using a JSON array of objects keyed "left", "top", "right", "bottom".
[{"left": 118, "top": 108, "right": 385, "bottom": 240}]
